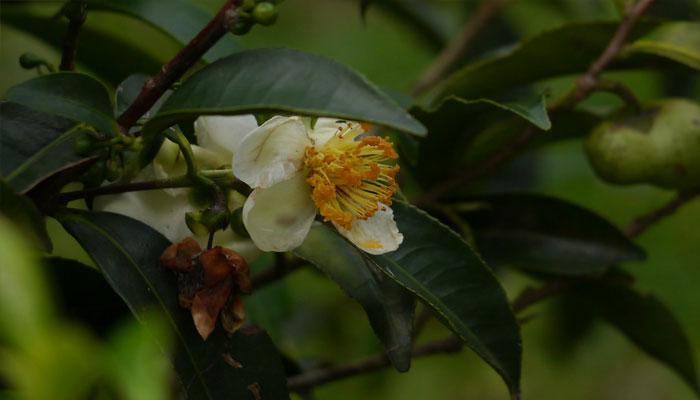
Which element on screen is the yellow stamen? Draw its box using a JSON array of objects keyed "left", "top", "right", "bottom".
[{"left": 304, "top": 122, "right": 399, "bottom": 230}]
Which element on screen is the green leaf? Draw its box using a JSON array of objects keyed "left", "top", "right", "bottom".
[
  {"left": 408, "top": 94, "right": 550, "bottom": 187},
  {"left": 293, "top": 223, "right": 415, "bottom": 372},
  {"left": 87, "top": 0, "right": 244, "bottom": 62},
  {"left": 59, "top": 210, "right": 290, "bottom": 400},
  {"left": 7, "top": 73, "right": 117, "bottom": 134},
  {"left": 144, "top": 48, "right": 427, "bottom": 139},
  {"left": 368, "top": 201, "right": 521, "bottom": 398},
  {"left": 0, "top": 179, "right": 52, "bottom": 252},
  {"left": 0, "top": 11, "right": 164, "bottom": 86},
  {"left": 626, "top": 21, "right": 700, "bottom": 70},
  {"left": 423, "top": 20, "right": 678, "bottom": 104},
  {"left": 0, "top": 102, "right": 85, "bottom": 192},
  {"left": 457, "top": 193, "right": 646, "bottom": 276},
  {"left": 580, "top": 282, "right": 700, "bottom": 396}
]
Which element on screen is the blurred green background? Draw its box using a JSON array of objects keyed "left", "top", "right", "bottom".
[{"left": 1, "top": 1, "right": 699, "bottom": 399}]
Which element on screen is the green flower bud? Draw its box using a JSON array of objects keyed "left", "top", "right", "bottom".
[
  {"left": 72, "top": 133, "right": 94, "bottom": 156},
  {"left": 252, "top": 2, "right": 277, "bottom": 26},
  {"left": 188, "top": 186, "right": 215, "bottom": 209},
  {"left": 231, "top": 20, "right": 253, "bottom": 35},
  {"left": 19, "top": 53, "right": 46, "bottom": 70},
  {"left": 229, "top": 207, "right": 250, "bottom": 238},
  {"left": 242, "top": 0, "right": 256, "bottom": 12},
  {"left": 63, "top": 1, "right": 86, "bottom": 22},
  {"left": 82, "top": 159, "right": 106, "bottom": 187},
  {"left": 105, "top": 159, "right": 120, "bottom": 182}
]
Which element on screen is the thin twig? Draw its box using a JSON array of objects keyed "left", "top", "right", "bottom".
[
  {"left": 287, "top": 335, "right": 463, "bottom": 392},
  {"left": 116, "top": 0, "right": 243, "bottom": 132},
  {"left": 59, "top": 3, "right": 87, "bottom": 71},
  {"left": 413, "top": 0, "right": 656, "bottom": 207},
  {"left": 624, "top": 186, "right": 700, "bottom": 238},
  {"left": 411, "top": 0, "right": 509, "bottom": 97},
  {"left": 54, "top": 169, "right": 236, "bottom": 203}
]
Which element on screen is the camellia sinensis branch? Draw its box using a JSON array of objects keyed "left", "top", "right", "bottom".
[
  {"left": 116, "top": 0, "right": 245, "bottom": 132},
  {"left": 413, "top": 0, "right": 657, "bottom": 207},
  {"left": 59, "top": 1, "right": 87, "bottom": 71}
]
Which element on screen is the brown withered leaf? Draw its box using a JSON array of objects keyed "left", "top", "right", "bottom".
[
  {"left": 159, "top": 237, "right": 201, "bottom": 272},
  {"left": 191, "top": 277, "right": 233, "bottom": 341},
  {"left": 221, "top": 295, "right": 246, "bottom": 335}
]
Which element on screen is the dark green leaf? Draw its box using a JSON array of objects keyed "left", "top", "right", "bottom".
[
  {"left": 457, "top": 193, "right": 646, "bottom": 276},
  {"left": 87, "top": 0, "right": 244, "bottom": 62},
  {"left": 580, "top": 282, "right": 699, "bottom": 395},
  {"left": 293, "top": 223, "right": 415, "bottom": 372},
  {"left": 368, "top": 201, "right": 521, "bottom": 398},
  {"left": 7, "top": 73, "right": 117, "bottom": 134},
  {"left": 0, "top": 11, "right": 164, "bottom": 86},
  {"left": 115, "top": 74, "right": 170, "bottom": 117},
  {"left": 423, "top": 20, "right": 683, "bottom": 104},
  {"left": 144, "top": 48, "right": 427, "bottom": 139},
  {"left": 0, "top": 179, "right": 51, "bottom": 251},
  {"left": 624, "top": 21, "right": 700, "bottom": 70},
  {"left": 0, "top": 102, "right": 85, "bottom": 192},
  {"left": 59, "top": 210, "right": 290, "bottom": 400},
  {"left": 409, "top": 94, "right": 550, "bottom": 187},
  {"left": 43, "top": 257, "right": 130, "bottom": 335}
]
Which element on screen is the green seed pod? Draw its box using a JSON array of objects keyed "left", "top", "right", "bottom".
[
  {"left": 585, "top": 98, "right": 700, "bottom": 189},
  {"left": 229, "top": 207, "right": 250, "bottom": 238},
  {"left": 252, "top": 2, "right": 278, "bottom": 26},
  {"left": 82, "top": 159, "right": 106, "bottom": 187},
  {"left": 72, "top": 133, "right": 94, "bottom": 156}
]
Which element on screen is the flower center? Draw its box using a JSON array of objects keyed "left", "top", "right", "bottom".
[{"left": 304, "top": 122, "right": 399, "bottom": 230}]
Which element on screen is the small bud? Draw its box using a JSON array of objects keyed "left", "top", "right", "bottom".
[
  {"left": 231, "top": 19, "right": 253, "bottom": 35},
  {"left": 252, "top": 2, "right": 278, "bottom": 26},
  {"left": 63, "top": 1, "right": 86, "bottom": 22},
  {"left": 241, "top": 0, "right": 256, "bottom": 12},
  {"left": 19, "top": 52, "right": 50, "bottom": 70},
  {"left": 81, "top": 159, "right": 105, "bottom": 187},
  {"left": 72, "top": 132, "right": 94, "bottom": 156},
  {"left": 185, "top": 208, "right": 230, "bottom": 236},
  {"left": 188, "top": 186, "right": 215, "bottom": 209},
  {"left": 229, "top": 207, "right": 250, "bottom": 238},
  {"left": 105, "top": 159, "right": 120, "bottom": 182}
]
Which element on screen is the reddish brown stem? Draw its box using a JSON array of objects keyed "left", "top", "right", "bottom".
[
  {"left": 116, "top": 0, "right": 243, "bottom": 132},
  {"left": 59, "top": 4, "right": 87, "bottom": 71}
]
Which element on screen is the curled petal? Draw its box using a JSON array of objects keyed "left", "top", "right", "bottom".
[
  {"left": 308, "top": 117, "right": 343, "bottom": 148},
  {"left": 194, "top": 114, "right": 258, "bottom": 159},
  {"left": 242, "top": 172, "right": 317, "bottom": 252},
  {"left": 333, "top": 204, "right": 403, "bottom": 255},
  {"left": 233, "top": 116, "right": 310, "bottom": 189}
]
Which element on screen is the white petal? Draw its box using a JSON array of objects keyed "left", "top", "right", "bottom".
[
  {"left": 333, "top": 204, "right": 403, "bottom": 255},
  {"left": 308, "top": 117, "right": 342, "bottom": 148},
  {"left": 153, "top": 140, "right": 230, "bottom": 196},
  {"left": 194, "top": 114, "right": 258, "bottom": 159},
  {"left": 233, "top": 116, "right": 310, "bottom": 189},
  {"left": 93, "top": 182, "right": 194, "bottom": 244},
  {"left": 242, "top": 173, "right": 317, "bottom": 252}
]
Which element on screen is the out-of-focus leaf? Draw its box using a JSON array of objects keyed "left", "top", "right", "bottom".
[
  {"left": 368, "top": 201, "right": 521, "bottom": 398},
  {"left": 0, "top": 102, "right": 84, "bottom": 193},
  {"left": 0, "top": 179, "right": 51, "bottom": 251},
  {"left": 87, "top": 0, "right": 244, "bottom": 62},
  {"left": 293, "top": 223, "right": 415, "bottom": 372},
  {"left": 457, "top": 193, "right": 645, "bottom": 276},
  {"left": 145, "top": 48, "right": 427, "bottom": 140},
  {"left": 361, "top": 0, "right": 455, "bottom": 49},
  {"left": 409, "top": 94, "right": 550, "bottom": 187},
  {"left": 579, "top": 282, "right": 700, "bottom": 396},
  {"left": 0, "top": 11, "right": 164, "bottom": 86},
  {"left": 59, "top": 210, "right": 290, "bottom": 399},
  {"left": 625, "top": 22, "right": 700, "bottom": 70},
  {"left": 7, "top": 73, "right": 117, "bottom": 134},
  {"left": 115, "top": 73, "right": 170, "bottom": 117},
  {"left": 422, "top": 20, "right": 682, "bottom": 104}
]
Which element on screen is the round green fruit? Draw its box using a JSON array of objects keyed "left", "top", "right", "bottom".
[{"left": 585, "top": 98, "right": 700, "bottom": 189}]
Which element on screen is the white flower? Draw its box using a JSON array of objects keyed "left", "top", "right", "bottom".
[
  {"left": 202, "top": 115, "right": 404, "bottom": 254},
  {"left": 93, "top": 115, "right": 261, "bottom": 262}
]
